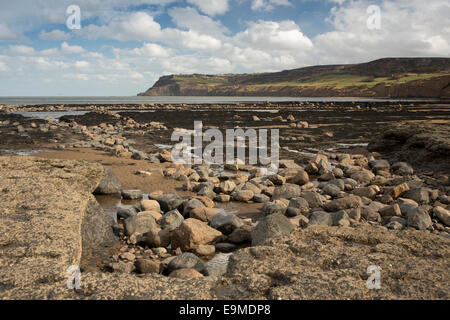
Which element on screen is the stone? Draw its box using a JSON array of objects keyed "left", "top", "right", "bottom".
[
  {"left": 157, "top": 193, "right": 184, "bottom": 212},
  {"left": 214, "top": 195, "right": 231, "bottom": 203},
  {"left": 140, "top": 200, "right": 161, "bottom": 212},
  {"left": 348, "top": 207, "right": 361, "bottom": 221},
  {"left": 111, "top": 261, "right": 134, "bottom": 273},
  {"left": 390, "top": 183, "right": 410, "bottom": 199},
  {"left": 288, "top": 197, "right": 309, "bottom": 216},
  {"left": 117, "top": 207, "right": 138, "bottom": 219},
  {"left": 193, "top": 196, "right": 215, "bottom": 208},
  {"left": 404, "top": 188, "right": 430, "bottom": 204},
  {"left": 369, "top": 160, "right": 390, "bottom": 173},
  {"left": 94, "top": 168, "right": 121, "bottom": 194},
  {"left": 323, "top": 184, "right": 341, "bottom": 197},
  {"left": 139, "top": 211, "right": 162, "bottom": 221},
  {"left": 272, "top": 183, "right": 301, "bottom": 200},
  {"left": 392, "top": 162, "right": 414, "bottom": 176},
  {"left": 301, "top": 191, "right": 324, "bottom": 209},
  {"left": 121, "top": 189, "right": 143, "bottom": 200},
  {"left": 351, "top": 171, "right": 375, "bottom": 184},
  {"left": 166, "top": 253, "right": 207, "bottom": 275},
  {"left": 268, "top": 174, "right": 286, "bottom": 185},
  {"left": 215, "top": 242, "right": 237, "bottom": 253},
  {"left": 228, "top": 225, "right": 253, "bottom": 244},
  {"left": 217, "top": 180, "right": 236, "bottom": 194},
  {"left": 189, "top": 207, "right": 220, "bottom": 222},
  {"left": 232, "top": 190, "right": 254, "bottom": 202},
  {"left": 323, "top": 195, "right": 362, "bottom": 212},
  {"left": 318, "top": 172, "right": 335, "bottom": 181},
  {"left": 262, "top": 201, "right": 287, "bottom": 216},
  {"left": 124, "top": 215, "right": 157, "bottom": 236},
  {"left": 120, "top": 252, "right": 135, "bottom": 261},
  {"left": 379, "top": 204, "right": 401, "bottom": 217},
  {"left": 169, "top": 268, "right": 204, "bottom": 279},
  {"left": 308, "top": 211, "right": 333, "bottom": 226},
  {"left": 135, "top": 259, "right": 160, "bottom": 274},
  {"left": 253, "top": 194, "right": 270, "bottom": 203},
  {"left": 289, "top": 215, "right": 309, "bottom": 228},
  {"left": 251, "top": 214, "right": 294, "bottom": 246},
  {"left": 407, "top": 207, "right": 432, "bottom": 230},
  {"left": 211, "top": 211, "right": 244, "bottom": 235},
  {"left": 292, "top": 170, "right": 309, "bottom": 186},
  {"left": 183, "top": 198, "right": 205, "bottom": 217},
  {"left": 171, "top": 218, "right": 222, "bottom": 251},
  {"left": 145, "top": 227, "right": 170, "bottom": 248},
  {"left": 361, "top": 206, "right": 381, "bottom": 222},
  {"left": 149, "top": 190, "right": 164, "bottom": 200},
  {"left": 196, "top": 244, "right": 216, "bottom": 257},
  {"left": 331, "top": 210, "right": 350, "bottom": 226},
  {"left": 353, "top": 187, "right": 377, "bottom": 199},
  {"left": 433, "top": 207, "right": 450, "bottom": 226},
  {"left": 158, "top": 209, "right": 184, "bottom": 231}
]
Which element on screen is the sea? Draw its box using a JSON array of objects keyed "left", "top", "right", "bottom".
[{"left": 0, "top": 96, "right": 435, "bottom": 106}]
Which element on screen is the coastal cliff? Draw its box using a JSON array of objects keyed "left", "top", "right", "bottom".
[{"left": 140, "top": 58, "right": 450, "bottom": 98}]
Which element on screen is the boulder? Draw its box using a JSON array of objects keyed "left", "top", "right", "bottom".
[
  {"left": 232, "top": 190, "right": 254, "bottom": 202},
  {"left": 228, "top": 225, "right": 253, "bottom": 244},
  {"left": 251, "top": 214, "right": 294, "bottom": 246},
  {"left": 211, "top": 211, "right": 244, "bottom": 235},
  {"left": 182, "top": 198, "right": 205, "bottom": 217},
  {"left": 272, "top": 183, "right": 301, "bottom": 200},
  {"left": 124, "top": 215, "right": 157, "bottom": 236},
  {"left": 392, "top": 162, "right": 414, "bottom": 175},
  {"left": 292, "top": 170, "right": 309, "bottom": 186},
  {"left": 145, "top": 227, "right": 171, "bottom": 248},
  {"left": 171, "top": 218, "right": 222, "bottom": 251},
  {"left": 121, "top": 190, "right": 143, "bottom": 200},
  {"left": 323, "top": 195, "right": 362, "bottom": 212},
  {"left": 287, "top": 197, "right": 309, "bottom": 216},
  {"left": 262, "top": 201, "right": 287, "bottom": 216},
  {"left": 351, "top": 171, "right": 375, "bottom": 184},
  {"left": 331, "top": 210, "right": 350, "bottom": 227},
  {"left": 166, "top": 253, "right": 207, "bottom": 275},
  {"left": 308, "top": 211, "right": 333, "bottom": 226},
  {"left": 157, "top": 193, "right": 184, "bottom": 212},
  {"left": 169, "top": 268, "right": 204, "bottom": 279},
  {"left": 404, "top": 188, "right": 430, "bottom": 204},
  {"left": 140, "top": 200, "right": 161, "bottom": 212},
  {"left": 94, "top": 168, "right": 121, "bottom": 194},
  {"left": 301, "top": 191, "right": 324, "bottom": 209},
  {"left": 406, "top": 207, "right": 432, "bottom": 230},
  {"left": 189, "top": 207, "right": 220, "bottom": 222},
  {"left": 135, "top": 259, "right": 160, "bottom": 274},
  {"left": 433, "top": 207, "right": 450, "bottom": 226},
  {"left": 158, "top": 209, "right": 184, "bottom": 231}
]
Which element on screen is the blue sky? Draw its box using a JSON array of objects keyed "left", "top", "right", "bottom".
[{"left": 0, "top": 0, "right": 448, "bottom": 96}]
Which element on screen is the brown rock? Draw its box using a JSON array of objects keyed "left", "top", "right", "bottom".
[
  {"left": 135, "top": 259, "right": 161, "bottom": 274},
  {"left": 171, "top": 218, "right": 222, "bottom": 251},
  {"left": 169, "top": 268, "right": 204, "bottom": 279}
]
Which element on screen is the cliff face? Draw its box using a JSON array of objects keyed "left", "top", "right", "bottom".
[{"left": 140, "top": 58, "right": 450, "bottom": 98}]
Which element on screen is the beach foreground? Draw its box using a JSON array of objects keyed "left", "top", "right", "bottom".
[{"left": 0, "top": 101, "right": 449, "bottom": 300}]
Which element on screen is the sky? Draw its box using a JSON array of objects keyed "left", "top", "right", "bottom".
[{"left": 0, "top": 0, "right": 449, "bottom": 96}]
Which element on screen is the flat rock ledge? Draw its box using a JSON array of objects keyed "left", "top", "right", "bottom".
[{"left": 0, "top": 156, "right": 449, "bottom": 300}]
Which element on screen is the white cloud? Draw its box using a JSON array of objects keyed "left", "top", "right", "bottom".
[
  {"left": 61, "top": 42, "right": 85, "bottom": 54},
  {"left": 187, "top": 0, "right": 229, "bottom": 16},
  {"left": 0, "top": 23, "right": 26, "bottom": 41},
  {"left": 235, "top": 20, "right": 313, "bottom": 52},
  {"left": 39, "top": 29, "right": 71, "bottom": 41},
  {"left": 7, "top": 45, "right": 36, "bottom": 56},
  {"left": 168, "top": 6, "right": 230, "bottom": 37},
  {"left": 251, "top": 0, "right": 292, "bottom": 11}
]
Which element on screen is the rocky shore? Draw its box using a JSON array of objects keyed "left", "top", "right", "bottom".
[{"left": 0, "top": 102, "right": 449, "bottom": 299}]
